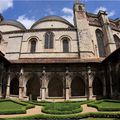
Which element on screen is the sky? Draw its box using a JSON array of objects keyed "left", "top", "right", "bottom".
[{"left": 0, "top": 0, "right": 120, "bottom": 29}]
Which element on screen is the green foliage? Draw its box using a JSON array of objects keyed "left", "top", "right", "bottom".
[
  {"left": 88, "top": 99, "right": 120, "bottom": 111},
  {"left": 0, "top": 99, "right": 35, "bottom": 114},
  {"left": 41, "top": 101, "right": 90, "bottom": 114}
]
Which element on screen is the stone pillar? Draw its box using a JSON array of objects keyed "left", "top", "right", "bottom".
[
  {"left": 6, "top": 71, "right": 11, "bottom": 98},
  {"left": 19, "top": 68, "right": 24, "bottom": 99},
  {"left": 108, "top": 63, "right": 113, "bottom": 97},
  {"left": 87, "top": 66, "right": 94, "bottom": 100},
  {"left": 0, "top": 72, "right": 2, "bottom": 98},
  {"left": 65, "top": 88, "right": 69, "bottom": 100},
  {"left": 102, "top": 72, "right": 106, "bottom": 97},
  {"left": 65, "top": 67, "right": 71, "bottom": 100},
  {"left": 41, "top": 67, "right": 47, "bottom": 100},
  {"left": 41, "top": 87, "right": 46, "bottom": 100},
  {"left": 98, "top": 11, "right": 116, "bottom": 55},
  {"left": 0, "top": 62, "right": 4, "bottom": 98}
]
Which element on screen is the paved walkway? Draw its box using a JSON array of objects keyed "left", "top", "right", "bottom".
[
  {"left": 81, "top": 104, "right": 98, "bottom": 113},
  {"left": 0, "top": 106, "right": 43, "bottom": 118},
  {"left": 0, "top": 104, "right": 98, "bottom": 118}
]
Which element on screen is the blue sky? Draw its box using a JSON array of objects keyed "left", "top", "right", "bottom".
[{"left": 0, "top": 0, "right": 120, "bottom": 29}]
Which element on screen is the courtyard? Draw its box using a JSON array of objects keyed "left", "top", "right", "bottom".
[{"left": 0, "top": 99, "right": 120, "bottom": 120}]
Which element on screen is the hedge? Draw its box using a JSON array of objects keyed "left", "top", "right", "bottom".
[
  {"left": 3, "top": 111, "right": 120, "bottom": 120},
  {"left": 87, "top": 99, "right": 120, "bottom": 111}
]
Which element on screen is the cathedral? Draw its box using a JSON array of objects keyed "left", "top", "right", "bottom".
[{"left": 0, "top": 0, "right": 120, "bottom": 101}]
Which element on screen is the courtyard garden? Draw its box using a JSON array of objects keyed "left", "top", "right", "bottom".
[
  {"left": 0, "top": 99, "right": 34, "bottom": 115},
  {"left": 0, "top": 99, "right": 120, "bottom": 119}
]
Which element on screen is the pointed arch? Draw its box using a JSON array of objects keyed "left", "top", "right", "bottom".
[
  {"left": 62, "top": 37, "right": 69, "bottom": 53},
  {"left": 48, "top": 74, "right": 63, "bottom": 97},
  {"left": 113, "top": 34, "right": 120, "bottom": 49},
  {"left": 10, "top": 77, "right": 19, "bottom": 95},
  {"left": 0, "top": 32, "right": 2, "bottom": 44},
  {"left": 71, "top": 76, "right": 85, "bottom": 96},
  {"left": 30, "top": 38, "right": 37, "bottom": 53},
  {"left": 26, "top": 74, "right": 41, "bottom": 100},
  {"left": 44, "top": 31, "right": 54, "bottom": 49},
  {"left": 92, "top": 77, "right": 103, "bottom": 96},
  {"left": 96, "top": 29, "right": 106, "bottom": 57}
]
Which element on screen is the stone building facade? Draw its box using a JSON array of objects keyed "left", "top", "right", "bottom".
[{"left": 0, "top": 0, "right": 120, "bottom": 101}]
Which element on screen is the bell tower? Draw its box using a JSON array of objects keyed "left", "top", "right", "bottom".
[{"left": 73, "top": 0, "right": 94, "bottom": 58}]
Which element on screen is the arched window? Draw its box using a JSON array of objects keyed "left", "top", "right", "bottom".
[
  {"left": 44, "top": 31, "right": 54, "bottom": 49},
  {"left": 30, "top": 39, "right": 36, "bottom": 53},
  {"left": 96, "top": 29, "right": 106, "bottom": 57},
  {"left": 113, "top": 34, "right": 120, "bottom": 49},
  {"left": 62, "top": 37, "right": 69, "bottom": 53},
  {"left": 0, "top": 33, "right": 2, "bottom": 44}
]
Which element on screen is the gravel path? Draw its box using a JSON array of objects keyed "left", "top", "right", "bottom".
[
  {"left": 0, "top": 105, "right": 43, "bottom": 118},
  {"left": 81, "top": 104, "right": 98, "bottom": 113}
]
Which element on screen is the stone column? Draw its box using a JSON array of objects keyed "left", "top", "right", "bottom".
[
  {"left": 98, "top": 11, "right": 116, "bottom": 55},
  {"left": 108, "top": 63, "right": 113, "bottom": 97},
  {"left": 102, "top": 71, "right": 106, "bottom": 97},
  {"left": 65, "top": 67, "right": 71, "bottom": 100},
  {"left": 6, "top": 71, "right": 11, "bottom": 98},
  {"left": 41, "top": 67, "right": 47, "bottom": 100},
  {"left": 19, "top": 68, "right": 24, "bottom": 99},
  {"left": 87, "top": 66, "right": 94, "bottom": 100},
  {"left": 0, "top": 72, "right": 2, "bottom": 98},
  {"left": 41, "top": 87, "right": 46, "bottom": 101}
]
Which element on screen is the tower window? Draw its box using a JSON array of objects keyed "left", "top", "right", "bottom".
[
  {"left": 30, "top": 39, "right": 36, "bottom": 53},
  {"left": 0, "top": 33, "right": 2, "bottom": 44},
  {"left": 113, "top": 34, "right": 120, "bottom": 49},
  {"left": 44, "top": 31, "right": 54, "bottom": 49},
  {"left": 96, "top": 29, "right": 106, "bottom": 57},
  {"left": 62, "top": 37, "right": 69, "bottom": 53}
]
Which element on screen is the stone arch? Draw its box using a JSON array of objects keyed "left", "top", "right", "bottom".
[
  {"left": 27, "top": 37, "right": 38, "bottom": 52},
  {"left": 59, "top": 35, "right": 71, "bottom": 52},
  {"left": 95, "top": 29, "right": 106, "bottom": 57},
  {"left": 71, "top": 75, "right": 85, "bottom": 96},
  {"left": 44, "top": 31, "right": 54, "bottom": 49},
  {"left": 0, "top": 32, "right": 2, "bottom": 44},
  {"left": 10, "top": 77, "right": 19, "bottom": 95},
  {"left": 48, "top": 73, "right": 63, "bottom": 97},
  {"left": 113, "top": 34, "right": 120, "bottom": 49},
  {"left": 26, "top": 73, "right": 41, "bottom": 100},
  {"left": 92, "top": 77, "right": 103, "bottom": 96}
]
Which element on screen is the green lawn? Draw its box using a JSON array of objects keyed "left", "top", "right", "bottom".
[
  {"left": 42, "top": 102, "right": 83, "bottom": 114},
  {"left": 0, "top": 99, "right": 34, "bottom": 114},
  {"left": 25, "top": 100, "right": 89, "bottom": 114},
  {"left": 88, "top": 100, "right": 120, "bottom": 111},
  {"left": 87, "top": 118, "right": 119, "bottom": 120}
]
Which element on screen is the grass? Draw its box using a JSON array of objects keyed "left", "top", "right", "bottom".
[
  {"left": 88, "top": 100, "right": 120, "bottom": 111},
  {"left": 0, "top": 99, "right": 34, "bottom": 114},
  {"left": 42, "top": 102, "right": 82, "bottom": 114},
  {"left": 87, "top": 118, "right": 120, "bottom": 120},
  {"left": 24, "top": 100, "right": 90, "bottom": 114}
]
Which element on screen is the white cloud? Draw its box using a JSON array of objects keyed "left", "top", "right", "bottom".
[
  {"left": 62, "top": 7, "right": 73, "bottom": 15},
  {"left": 94, "top": 6, "right": 115, "bottom": 17},
  {"left": 62, "top": 15, "right": 74, "bottom": 25},
  {"left": 61, "top": 7, "right": 73, "bottom": 24},
  {"left": 108, "top": 10, "right": 115, "bottom": 17},
  {"left": 17, "top": 15, "right": 36, "bottom": 29},
  {"left": 45, "top": 8, "right": 55, "bottom": 15},
  {"left": 0, "top": 0, "right": 13, "bottom": 13}
]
